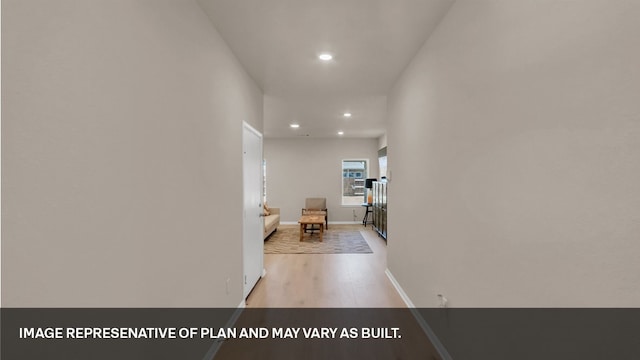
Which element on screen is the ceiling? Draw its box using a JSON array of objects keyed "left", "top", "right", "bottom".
[{"left": 198, "top": 0, "right": 454, "bottom": 138}]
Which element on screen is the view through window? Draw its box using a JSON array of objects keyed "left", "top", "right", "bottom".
[{"left": 342, "top": 160, "right": 367, "bottom": 205}]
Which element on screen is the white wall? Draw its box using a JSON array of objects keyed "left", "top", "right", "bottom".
[
  {"left": 2, "top": 0, "right": 262, "bottom": 307},
  {"left": 387, "top": 0, "right": 640, "bottom": 307},
  {"left": 378, "top": 134, "right": 387, "bottom": 150},
  {"left": 264, "top": 138, "right": 379, "bottom": 223}
]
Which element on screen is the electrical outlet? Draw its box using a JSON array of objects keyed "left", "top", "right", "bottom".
[
  {"left": 226, "top": 278, "right": 230, "bottom": 295},
  {"left": 437, "top": 294, "right": 448, "bottom": 308}
]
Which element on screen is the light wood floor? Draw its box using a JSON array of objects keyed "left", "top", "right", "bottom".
[{"left": 246, "top": 224, "right": 406, "bottom": 307}]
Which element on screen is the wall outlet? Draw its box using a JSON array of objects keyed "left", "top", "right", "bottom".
[
  {"left": 437, "top": 294, "right": 448, "bottom": 308},
  {"left": 226, "top": 278, "right": 231, "bottom": 295}
]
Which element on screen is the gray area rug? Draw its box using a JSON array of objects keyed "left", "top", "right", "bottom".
[{"left": 264, "top": 227, "right": 373, "bottom": 254}]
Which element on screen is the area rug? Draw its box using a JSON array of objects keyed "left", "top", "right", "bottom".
[{"left": 264, "top": 227, "right": 373, "bottom": 254}]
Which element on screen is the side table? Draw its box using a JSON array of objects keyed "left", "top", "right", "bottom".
[{"left": 361, "top": 203, "right": 373, "bottom": 226}]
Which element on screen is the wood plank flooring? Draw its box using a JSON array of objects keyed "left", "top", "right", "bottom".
[
  {"left": 246, "top": 224, "right": 406, "bottom": 308},
  {"left": 215, "top": 226, "right": 445, "bottom": 360}
]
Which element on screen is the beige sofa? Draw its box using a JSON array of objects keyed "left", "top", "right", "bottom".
[{"left": 264, "top": 207, "right": 280, "bottom": 239}]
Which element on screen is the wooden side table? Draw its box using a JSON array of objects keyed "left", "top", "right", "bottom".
[{"left": 299, "top": 215, "right": 325, "bottom": 242}]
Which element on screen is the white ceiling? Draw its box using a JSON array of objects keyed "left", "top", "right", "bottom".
[{"left": 198, "top": 0, "right": 454, "bottom": 138}]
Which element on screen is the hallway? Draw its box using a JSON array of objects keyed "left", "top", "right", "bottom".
[
  {"left": 3, "top": 1, "right": 640, "bottom": 358},
  {"left": 246, "top": 225, "right": 405, "bottom": 308}
]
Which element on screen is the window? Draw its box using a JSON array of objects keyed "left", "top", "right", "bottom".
[
  {"left": 342, "top": 160, "right": 367, "bottom": 205},
  {"left": 378, "top": 147, "right": 387, "bottom": 179}
]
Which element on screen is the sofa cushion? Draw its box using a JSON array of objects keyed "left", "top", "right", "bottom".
[
  {"left": 264, "top": 214, "right": 279, "bottom": 230},
  {"left": 263, "top": 207, "right": 280, "bottom": 239}
]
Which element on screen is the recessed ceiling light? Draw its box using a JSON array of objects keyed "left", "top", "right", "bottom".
[
  {"left": 318, "top": 53, "right": 333, "bottom": 61},
  {"left": 343, "top": 112, "right": 352, "bottom": 118},
  {"left": 338, "top": 131, "right": 344, "bottom": 135},
  {"left": 290, "top": 124, "right": 300, "bottom": 128}
]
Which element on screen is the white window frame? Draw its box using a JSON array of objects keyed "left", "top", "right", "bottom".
[{"left": 341, "top": 159, "right": 369, "bottom": 207}]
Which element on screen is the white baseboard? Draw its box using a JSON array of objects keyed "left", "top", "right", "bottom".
[
  {"left": 280, "top": 221, "right": 360, "bottom": 225},
  {"left": 385, "top": 269, "right": 415, "bottom": 308},
  {"left": 200, "top": 300, "right": 246, "bottom": 360},
  {"left": 385, "top": 269, "right": 452, "bottom": 360}
]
